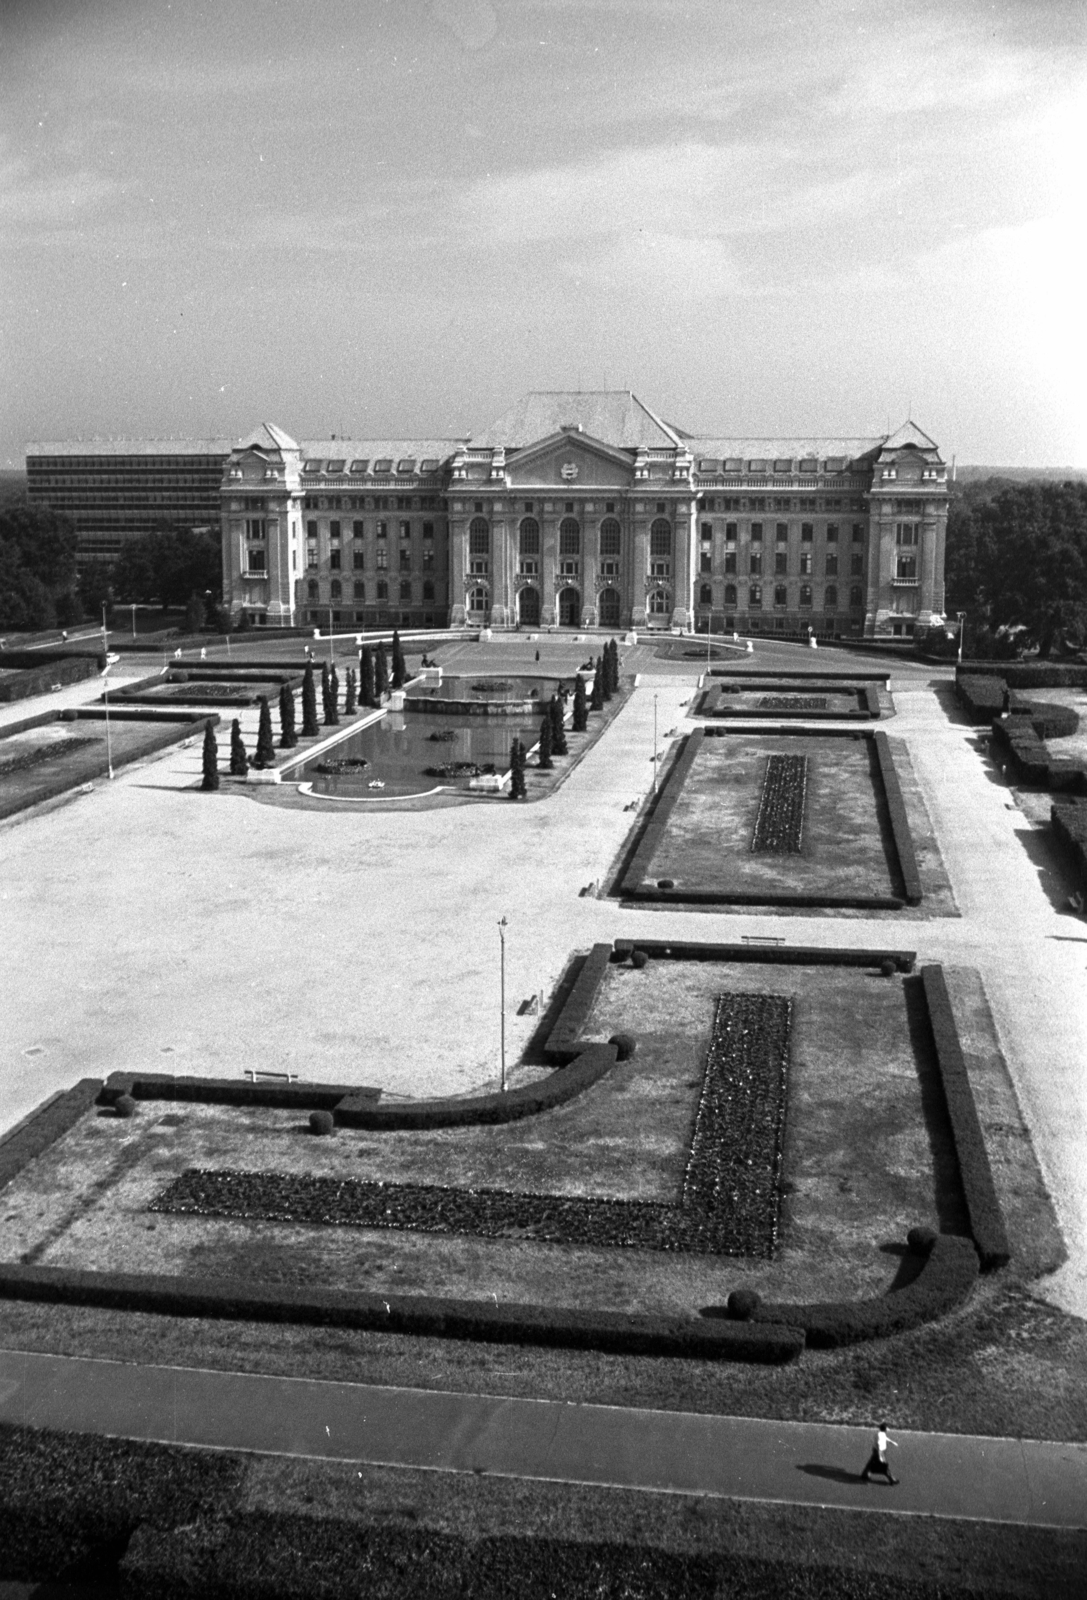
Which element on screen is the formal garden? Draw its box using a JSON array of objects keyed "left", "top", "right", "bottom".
[{"left": 698, "top": 678, "right": 882, "bottom": 720}]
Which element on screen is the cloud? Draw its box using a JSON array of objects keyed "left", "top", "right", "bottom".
[
  {"left": 561, "top": 230, "right": 741, "bottom": 301},
  {"left": 0, "top": 159, "right": 120, "bottom": 230}
]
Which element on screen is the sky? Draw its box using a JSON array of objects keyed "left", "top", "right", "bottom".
[{"left": 1, "top": 0, "right": 1085, "bottom": 468}]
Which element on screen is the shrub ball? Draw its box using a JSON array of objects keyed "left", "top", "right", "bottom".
[
  {"left": 114, "top": 1093, "right": 137, "bottom": 1119},
  {"left": 907, "top": 1225, "right": 938, "bottom": 1257},
  {"left": 309, "top": 1110, "right": 335, "bottom": 1137},
  {"left": 630, "top": 949, "right": 649, "bottom": 969},
  {"left": 609, "top": 1032, "right": 637, "bottom": 1061},
  {"left": 656, "top": 878, "right": 675, "bottom": 890},
  {"left": 727, "top": 1288, "right": 761, "bottom": 1321},
  {"left": 880, "top": 957, "right": 896, "bottom": 978}
]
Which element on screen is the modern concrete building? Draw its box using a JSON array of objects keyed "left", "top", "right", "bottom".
[
  {"left": 30, "top": 393, "right": 949, "bottom": 637},
  {"left": 25, "top": 438, "right": 233, "bottom": 571}
]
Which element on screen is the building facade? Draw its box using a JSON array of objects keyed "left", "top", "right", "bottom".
[
  {"left": 219, "top": 393, "right": 948, "bottom": 639},
  {"left": 25, "top": 438, "right": 232, "bottom": 571},
  {"left": 28, "top": 392, "right": 949, "bottom": 637}
]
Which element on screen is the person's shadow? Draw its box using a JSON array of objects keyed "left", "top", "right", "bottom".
[{"left": 797, "top": 1464, "right": 864, "bottom": 1484}]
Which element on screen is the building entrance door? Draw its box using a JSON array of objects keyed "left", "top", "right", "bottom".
[
  {"left": 518, "top": 586, "right": 540, "bottom": 626},
  {"left": 558, "top": 587, "right": 580, "bottom": 627},
  {"left": 598, "top": 587, "right": 620, "bottom": 626}
]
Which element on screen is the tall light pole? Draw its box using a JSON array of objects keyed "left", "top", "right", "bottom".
[
  {"left": 957, "top": 611, "right": 966, "bottom": 664},
  {"left": 652, "top": 693, "right": 659, "bottom": 793},
  {"left": 328, "top": 604, "right": 335, "bottom": 668},
  {"left": 101, "top": 603, "right": 114, "bottom": 780},
  {"left": 130, "top": 603, "right": 137, "bottom": 639},
  {"left": 497, "top": 916, "right": 508, "bottom": 1092}
]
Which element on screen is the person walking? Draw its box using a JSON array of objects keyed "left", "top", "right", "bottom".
[{"left": 861, "top": 1423, "right": 899, "bottom": 1485}]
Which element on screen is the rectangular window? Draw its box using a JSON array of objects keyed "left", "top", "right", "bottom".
[
  {"left": 353, "top": 551, "right": 365, "bottom": 570},
  {"left": 600, "top": 559, "right": 619, "bottom": 577},
  {"left": 399, "top": 549, "right": 411, "bottom": 571},
  {"left": 246, "top": 548, "right": 266, "bottom": 573},
  {"left": 826, "top": 523, "right": 838, "bottom": 542},
  {"left": 774, "top": 551, "right": 787, "bottom": 575},
  {"left": 650, "top": 526, "right": 671, "bottom": 558},
  {"left": 245, "top": 518, "right": 266, "bottom": 541},
  {"left": 422, "top": 549, "right": 435, "bottom": 570},
  {"left": 800, "top": 584, "right": 812, "bottom": 607},
  {"left": 825, "top": 554, "right": 838, "bottom": 576},
  {"left": 329, "top": 550, "right": 341, "bottom": 571},
  {"left": 422, "top": 521, "right": 434, "bottom": 539},
  {"left": 776, "top": 523, "right": 788, "bottom": 542},
  {"left": 400, "top": 520, "right": 411, "bottom": 539},
  {"left": 799, "top": 551, "right": 812, "bottom": 576},
  {"left": 400, "top": 580, "right": 412, "bottom": 601},
  {"left": 852, "top": 523, "right": 865, "bottom": 543},
  {"left": 376, "top": 580, "right": 388, "bottom": 600},
  {"left": 896, "top": 522, "right": 920, "bottom": 545},
  {"left": 599, "top": 525, "right": 620, "bottom": 557},
  {"left": 800, "top": 522, "right": 813, "bottom": 542},
  {"left": 352, "top": 519, "right": 364, "bottom": 538},
  {"left": 329, "top": 520, "right": 341, "bottom": 540},
  {"left": 724, "top": 552, "right": 737, "bottom": 574},
  {"left": 774, "top": 585, "right": 788, "bottom": 607},
  {"left": 469, "top": 525, "right": 490, "bottom": 555},
  {"left": 560, "top": 558, "right": 579, "bottom": 576},
  {"left": 353, "top": 581, "right": 365, "bottom": 600},
  {"left": 851, "top": 554, "right": 864, "bottom": 576},
  {"left": 700, "top": 522, "right": 712, "bottom": 541},
  {"left": 306, "top": 520, "right": 318, "bottom": 539},
  {"left": 306, "top": 541, "right": 318, "bottom": 571},
  {"left": 749, "top": 584, "right": 762, "bottom": 608},
  {"left": 725, "top": 522, "right": 737, "bottom": 541},
  {"left": 377, "top": 521, "right": 388, "bottom": 539},
  {"left": 376, "top": 548, "right": 388, "bottom": 570},
  {"left": 749, "top": 552, "right": 762, "bottom": 576},
  {"left": 700, "top": 550, "right": 712, "bottom": 573},
  {"left": 469, "top": 558, "right": 489, "bottom": 575},
  {"left": 896, "top": 555, "right": 918, "bottom": 579},
  {"left": 750, "top": 523, "right": 763, "bottom": 542},
  {"left": 650, "top": 559, "right": 670, "bottom": 578}
]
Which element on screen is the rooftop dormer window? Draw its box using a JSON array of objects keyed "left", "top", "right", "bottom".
[
  {"left": 373, "top": 458, "right": 393, "bottom": 474},
  {"left": 349, "top": 460, "right": 369, "bottom": 473},
  {"left": 303, "top": 460, "right": 322, "bottom": 474},
  {"left": 397, "top": 459, "right": 416, "bottom": 474},
  {"left": 420, "top": 458, "right": 439, "bottom": 473},
  {"left": 326, "top": 459, "right": 345, "bottom": 473}
]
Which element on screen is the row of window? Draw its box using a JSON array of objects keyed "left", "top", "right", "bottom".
[
  {"left": 303, "top": 458, "right": 442, "bottom": 475},
  {"left": 319, "top": 549, "right": 438, "bottom": 571},
  {"left": 700, "top": 551, "right": 866, "bottom": 577},
  {"left": 701, "top": 496, "right": 865, "bottom": 513},
  {"left": 307, "top": 579, "right": 438, "bottom": 603},
  {"left": 305, "top": 519, "right": 436, "bottom": 540},
  {"left": 302, "top": 495, "right": 441, "bottom": 512},
  {"left": 696, "top": 584, "right": 865, "bottom": 611}
]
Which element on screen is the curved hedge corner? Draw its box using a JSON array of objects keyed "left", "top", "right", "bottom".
[
  {"left": 1010, "top": 697, "right": 1080, "bottom": 740},
  {"left": 0, "top": 1079, "right": 102, "bottom": 1195},
  {"left": 920, "top": 966, "right": 1011, "bottom": 1270},
  {"left": 0, "top": 1263, "right": 803, "bottom": 1364},
  {"left": 957, "top": 674, "right": 1006, "bottom": 723},
  {"left": 543, "top": 944, "right": 615, "bottom": 1061},
  {"left": 872, "top": 732, "right": 923, "bottom": 905},
  {"left": 735, "top": 1232, "right": 980, "bottom": 1349},
  {"left": 338, "top": 1043, "right": 618, "bottom": 1130}
]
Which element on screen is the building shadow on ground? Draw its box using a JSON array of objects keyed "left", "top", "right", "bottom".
[{"left": 796, "top": 1464, "right": 864, "bottom": 1485}]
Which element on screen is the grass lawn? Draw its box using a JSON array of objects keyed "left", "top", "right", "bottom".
[{"left": 0, "top": 714, "right": 206, "bottom": 818}]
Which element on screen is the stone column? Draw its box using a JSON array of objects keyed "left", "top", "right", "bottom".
[
  {"left": 540, "top": 500, "right": 557, "bottom": 627},
  {"left": 631, "top": 499, "right": 649, "bottom": 628},
  {"left": 448, "top": 504, "right": 468, "bottom": 626},
  {"left": 671, "top": 497, "right": 694, "bottom": 631}
]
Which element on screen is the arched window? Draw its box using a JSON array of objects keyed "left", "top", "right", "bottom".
[
  {"left": 649, "top": 519, "right": 672, "bottom": 557},
  {"left": 749, "top": 584, "right": 762, "bottom": 608},
  {"left": 699, "top": 583, "right": 712, "bottom": 606},
  {"left": 558, "top": 517, "right": 580, "bottom": 556},
  {"left": 598, "top": 587, "right": 620, "bottom": 626},
  {"left": 307, "top": 580, "right": 319, "bottom": 600},
  {"left": 647, "top": 589, "right": 670, "bottom": 615},
  {"left": 850, "top": 585, "right": 863, "bottom": 608},
  {"left": 468, "top": 517, "right": 490, "bottom": 554},
  {"left": 825, "top": 585, "right": 838, "bottom": 610},
  {"left": 519, "top": 517, "right": 540, "bottom": 555},
  {"left": 468, "top": 587, "right": 488, "bottom": 613},
  {"left": 599, "top": 518, "right": 621, "bottom": 557},
  {"left": 330, "top": 579, "right": 342, "bottom": 599},
  {"left": 724, "top": 583, "right": 737, "bottom": 607}
]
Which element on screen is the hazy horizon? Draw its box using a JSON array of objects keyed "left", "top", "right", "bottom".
[{"left": 2, "top": 0, "right": 1085, "bottom": 470}]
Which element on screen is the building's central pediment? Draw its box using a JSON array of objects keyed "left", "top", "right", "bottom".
[{"left": 505, "top": 430, "right": 637, "bottom": 489}]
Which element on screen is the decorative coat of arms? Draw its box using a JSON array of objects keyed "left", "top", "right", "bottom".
[{"left": 560, "top": 462, "right": 578, "bottom": 480}]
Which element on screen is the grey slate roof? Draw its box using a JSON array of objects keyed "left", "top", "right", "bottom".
[
  {"left": 471, "top": 391, "right": 683, "bottom": 451},
  {"left": 687, "top": 436, "right": 885, "bottom": 461}
]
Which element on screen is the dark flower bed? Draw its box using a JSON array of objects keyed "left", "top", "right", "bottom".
[
  {"left": 152, "top": 993, "right": 792, "bottom": 1260},
  {"left": 751, "top": 753, "right": 807, "bottom": 853},
  {"left": 0, "top": 735, "right": 97, "bottom": 777},
  {"left": 427, "top": 728, "right": 457, "bottom": 741},
  {"left": 422, "top": 760, "right": 497, "bottom": 780},
  {"left": 757, "top": 696, "right": 828, "bottom": 711},
  {"left": 470, "top": 681, "right": 513, "bottom": 694},
  {"left": 315, "top": 757, "right": 369, "bottom": 774}
]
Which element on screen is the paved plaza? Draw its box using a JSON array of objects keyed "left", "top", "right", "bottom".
[{"left": 1, "top": 635, "right": 1086, "bottom": 1322}]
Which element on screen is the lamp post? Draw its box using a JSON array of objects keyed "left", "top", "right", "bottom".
[
  {"left": 100, "top": 603, "right": 114, "bottom": 780},
  {"left": 497, "top": 916, "right": 508, "bottom": 1092},
  {"left": 957, "top": 612, "right": 966, "bottom": 664},
  {"left": 129, "top": 603, "right": 136, "bottom": 639},
  {"left": 652, "top": 693, "right": 659, "bottom": 793},
  {"left": 328, "top": 604, "right": 335, "bottom": 668}
]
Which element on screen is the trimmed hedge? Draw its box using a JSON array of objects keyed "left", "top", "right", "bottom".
[
  {"left": 0, "top": 1079, "right": 101, "bottom": 1194},
  {"left": 99, "top": 1072, "right": 381, "bottom": 1113},
  {"left": 745, "top": 1232, "right": 980, "bottom": 1348},
  {"left": 989, "top": 717, "right": 1086, "bottom": 792},
  {"left": 956, "top": 661, "right": 1087, "bottom": 688},
  {"left": 1009, "top": 696, "right": 1080, "bottom": 739},
  {"left": 612, "top": 939, "right": 916, "bottom": 970},
  {"left": 0, "top": 1263, "right": 803, "bottom": 1363},
  {"left": 0, "top": 649, "right": 103, "bottom": 704},
  {"left": 957, "top": 674, "right": 1006, "bottom": 723},
  {"left": 619, "top": 728, "right": 704, "bottom": 895},
  {"left": 543, "top": 945, "right": 617, "bottom": 1060},
  {"left": 920, "top": 966, "right": 1011, "bottom": 1270},
  {"left": 1051, "top": 798, "right": 1087, "bottom": 895},
  {"left": 873, "top": 731, "right": 924, "bottom": 905}
]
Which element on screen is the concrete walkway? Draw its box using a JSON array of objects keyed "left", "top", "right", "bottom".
[{"left": 1, "top": 1348, "right": 1084, "bottom": 1529}]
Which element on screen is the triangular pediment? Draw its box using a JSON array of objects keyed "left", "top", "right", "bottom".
[
  {"left": 881, "top": 420, "right": 940, "bottom": 455},
  {"left": 505, "top": 430, "right": 637, "bottom": 489},
  {"left": 236, "top": 422, "right": 299, "bottom": 456}
]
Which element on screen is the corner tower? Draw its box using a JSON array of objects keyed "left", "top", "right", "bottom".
[{"left": 220, "top": 425, "right": 304, "bottom": 626}]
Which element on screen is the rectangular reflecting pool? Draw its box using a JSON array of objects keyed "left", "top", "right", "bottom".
[{"left": 295, "top": 708, "right": 546, "bottom": 797}]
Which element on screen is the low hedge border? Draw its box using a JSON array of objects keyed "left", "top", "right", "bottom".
[
  {"left": 741, "top": 1232, "right": 980, "bottom": 1348},
  {"left": 610, "top": 938, "right": 916, "bottom": 970},
  {"left": 0, "top": 1263, "right": 803, "bottom": 1364},
  {"left": 697, "top": 681, "right": 880, "bottom": 721},
  {"left": 543, "top": 945, "right": 615, "bottom": 1060},
  {"left": 1008, "top": 697, "right": 1080, "bottom": 739},
  {"left": 956, "top": 661, "right": 1087, "bottom": 688},
  {"left": 872, "top": 731, "right": 924, "bottom": 905},
  {"left": 989, "top": 717, "right": 1086, "bottom": 793},
  {"left": 956, "top": 674, "right": 1005, "bottom": 723},
  {"left": 1050, "top": 798, "right": 1087, "bottom": 896},
  {"left": 0, "top": 649, "right": 103, "bottom": 705},
  {"left": 98, "top": 1072, "right": 381, "bottom": 1113},
  {"left": 709, "top": 667, "right": 888, "bottom": 683},
  {"left": 0, "top": 1079, "right": 101, "bottom": 1195},
  {"left": 618, "top": 728, "right": 704, "bottom": 896},
  {"left": 920, "top": 966, "right": 1011, "bottom": 1270}
]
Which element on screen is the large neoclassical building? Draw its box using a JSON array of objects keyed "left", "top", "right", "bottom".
[{"left": 76, "top": 389, "right": 940, "bottom": 639}]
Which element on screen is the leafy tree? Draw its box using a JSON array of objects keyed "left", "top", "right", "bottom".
[
  {"left": 229, "top": 718, "right": 249, "bottom": 776},
  {"left": 598, "top": 653, "right": 612, "bottom": 703},
  {"left": 589, "top": 660, "right": 604, "bottom": 712},
  {"left": 607, "top": 639, "right": 620, "bottom": 693},
  {"left": 201, "top": 722, "right": 219, "bottom": 790},
  {"left": 301, "top": 662, "right": 320, "bottom": 736},
  {"left": 344, "top": 667, "right": 357, "bottom": 715},
  {"left": 375, "top": 641, "right": 389, "bottom": 698},
  {"left": 572, "top": 673, "right": 588, "bottom": 732},
  {"left": 391, "top": 629, "right": 406, "bottom": 688},
  {"left": 110, "top": 523, "right": 220, "bottom": 610},
  {"left": 278, "top": 683, "right": 297, "bottom": 748},
  {"left": 320, "top": 661, "right": 332, "bottom": 723},
  {"left": 359, "top": 646, "right": 378, "bottom": 708},
  {"left": 537, "top": 714, "right": 553, "bottom": 769},
  {"left": 252, "top": 697, "right": 276, "bottom": 768},
  {"left": 0, "top": 499, "right": 80, "bottom": 629},
  {"left": 184, "top": 592, "right": 206, "bottom": 635},
  {"left": 328, "top": 664, "right": 340, "bottom": 725},
  {"left": 549, "top": 693, "right": 568, "bottom": 756},
  {"left": 509, "top": 737, "right": 527, "bottom": 800}
]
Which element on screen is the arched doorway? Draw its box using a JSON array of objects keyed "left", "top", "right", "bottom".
[
  {"left": 558, "top": 587, "right": 580, "bottom": 627},
  {"left": 467, "top": 587, "right": 489, "bottom": 620},
  {"left": 598, "top": 587, "right": 621, "bottom": 626},
  {"left": 518, "top": 586, "right": 540, "bottom": 626},
  {"left": 646, "top": 588, "right": 671, "bottom": 627}
]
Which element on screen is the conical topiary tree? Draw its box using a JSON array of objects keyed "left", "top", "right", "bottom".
[
  {"left": 359, "top": 646, "right": 377, "bottom": 708},
  {"left": 608, "top": 638, "right": 620, "bottom": 693},
  {"left": 252, "top": 696, "right": 276, "bottom": 768},
  {"left": 375, "top": 641, "right": 389, "bottom": 699},
  {"left": 320, "top": 661, "right": 332, "bottom": 724},
  {"left": 278, "top": 683, "right": 297, "bottom": 748},
  {"left": 537, "top": 713, "right": 553, "bottom": 769},
  {"left": 301, "top": 661, "right": 319, "bottom": 737},
  {"left": 509, "top": 737, "right": 526, "bottom": 800},
  {"left": 229, "top": 718, "right": 249, "bottom": 776},
  {"left": 344, "top": 667, "right": 357, "bottom": 716},
  {"left": 391, "top": 629, "right": 406, "bottom": 689},
  {"left": 328, "top": 664, "right": 340, "bottom": 725},
  {"left": 572, "top": 673, "right": 588, "bottom": 732},
  {"left": 600, "top": 650, "right": 613, "bottom": 702},
  {"left": 550, "top": 693, "right": 568, "bottom": 756},
  {"left": 201, "top": 721, "right": 219, "bottom": 791},
  {"left": 590, "top": 660, "right": 604, "bottom": 712}
]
